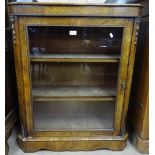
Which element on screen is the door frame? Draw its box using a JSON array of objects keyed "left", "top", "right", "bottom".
[{"left": 17, "top": 17, "right": 134, "bottom": 137}]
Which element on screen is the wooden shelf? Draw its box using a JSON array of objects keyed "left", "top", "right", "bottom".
[
  {"left": 30, "top": 54, "right": 120, "bottom": 63},
  {"left": 32, "top": 86, "right": 116, "bottom": 101}
]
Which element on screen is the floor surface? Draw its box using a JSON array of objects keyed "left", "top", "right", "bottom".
[{"left": 7, "top": 129, "right": 148, "bottom": 155}]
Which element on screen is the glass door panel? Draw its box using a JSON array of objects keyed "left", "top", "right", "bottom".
[{"left": 28, "top": 26, "right": 123, "bottom": 132}]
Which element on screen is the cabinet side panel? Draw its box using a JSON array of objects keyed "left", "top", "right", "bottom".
[
  {"left": 11, "top": 16, "right": 27, "bottom": 137},
  {"left": 128, "top": 16, "right": 149, "bottom": 140},
  {"left": 121, "top": 18, "right": 141, "bottom": 130},
  {"left": 18, "top": 18, "right": 33, "bottom": 136}
]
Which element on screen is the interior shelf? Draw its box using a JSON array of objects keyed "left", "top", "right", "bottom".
[
  {"left": 32, "top": 86, "right": 116, "bottom": 101},
  {"left": 30, "top": 54, "right": 120, "bottom": 63}
]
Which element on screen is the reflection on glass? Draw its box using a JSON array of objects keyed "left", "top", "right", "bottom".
[
  {"left": 27, "top": 26, "right": 122, "bottom": 132},
  {"left": 28, "top": 26, "right": 123, "bottom": 55}
]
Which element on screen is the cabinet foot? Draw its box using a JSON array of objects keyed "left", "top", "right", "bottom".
[{"left": 129, "top": 131, "right": 149, "bottom": 154}]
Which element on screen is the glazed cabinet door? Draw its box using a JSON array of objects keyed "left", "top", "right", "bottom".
[{"left": 17, "top": 17, "right": 134, "bottom": 137}]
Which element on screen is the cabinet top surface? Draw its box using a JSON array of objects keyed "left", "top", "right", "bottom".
[
  {"left": 8, "top": 2, "right": 142, "bottom": 17},
  {"left": 8, "top": 2, "right": 142, "bottom": 7}
]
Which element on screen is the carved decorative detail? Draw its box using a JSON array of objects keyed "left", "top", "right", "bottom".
[
  {"left": 134, "top": 18, "right": 141, "bottom": 46},
  {"left": 120, "top": 80, "right": 126, "bottom": 91},
  {"left": 9, "top": 16, "right": 16, "bottom": 44},
  {"left": 21, "top": 124, "right": 25, "bottom": 137}
]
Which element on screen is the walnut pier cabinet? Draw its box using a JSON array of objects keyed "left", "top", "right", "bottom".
[{"left": 8, "top": 2, "right": 142, "bottom": 152}]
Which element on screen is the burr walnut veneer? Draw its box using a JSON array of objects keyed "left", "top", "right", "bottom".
[{"left": 8, "top": 2, "right": 142, "bottom": 152}]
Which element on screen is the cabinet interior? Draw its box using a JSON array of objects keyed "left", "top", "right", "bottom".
[{"left": 28, "top": 26, "right": 122, "bottom": 132}]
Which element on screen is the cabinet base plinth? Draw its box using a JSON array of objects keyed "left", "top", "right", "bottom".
[
  {"left": 17, "top": 133, "right": 128, "bottom": 152},
  {"left": 129, "top": 132, "right": 149, "bottom": 154}
]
